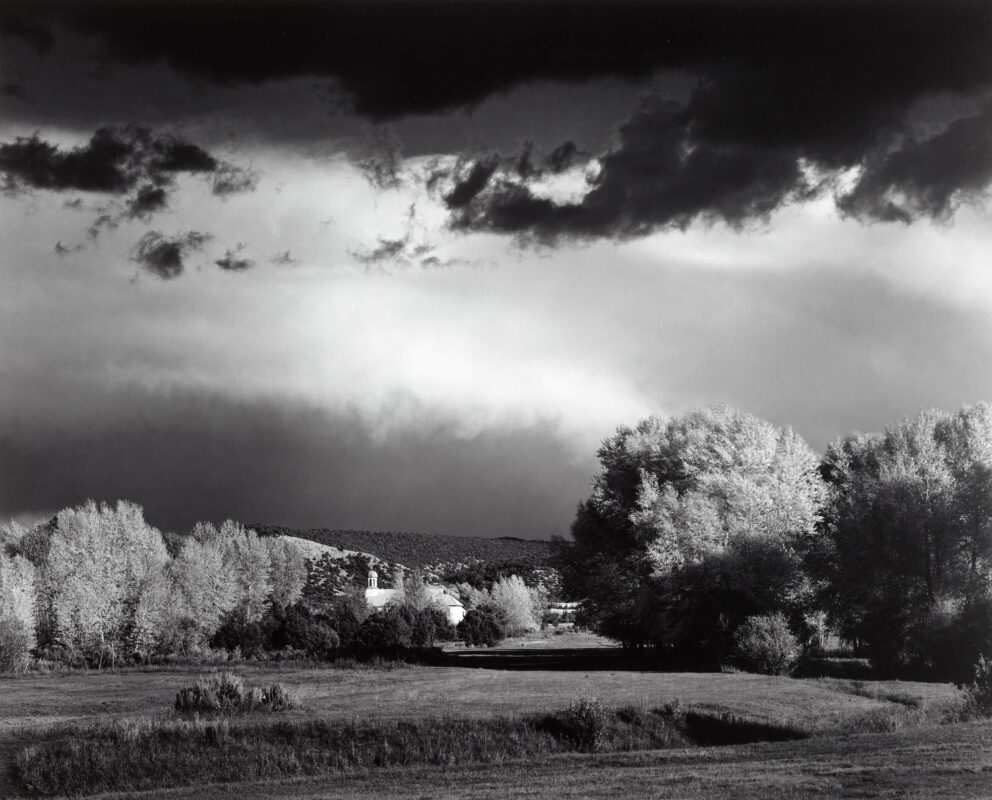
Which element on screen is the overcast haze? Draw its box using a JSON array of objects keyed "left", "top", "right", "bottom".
[{"left": 3, "top": 1, "right": 992, "bottom": 536}]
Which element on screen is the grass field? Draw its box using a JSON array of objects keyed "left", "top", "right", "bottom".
[
  {"left": 96, "top": 719, "right": 992, "bottom": 800},
  {"left": 0, "top": 661, "right": 976, "bottom": 798}
]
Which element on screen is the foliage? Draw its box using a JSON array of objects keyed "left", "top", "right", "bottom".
[
  {"left": 536, "top": 698, "right": 606, "bottom": 751},
  {"left": 0, "top": 552, "right": 36, "bottom": 670},
  {"left": 960, "top": 654, "right": 992, "bottom": 717},
  {"left": 457, "top": 603, "right": 507, "bottom": 647},
  {"left": 265, "top": 538, "right": 308, "bottom": 608},
  {"left": 43, "top": 501, "right": 170, "bottom": 665},
  {"left": 652, "top": 538, "right": 812, "bottom": 667},
  {"left": 356, "top": 607, "right": 413, "bottom": 650},
  {"left": 269, "top": 603, "right": 340, "bottom": 658},
  {"left": 488, "top": 574, "right": 539, "bottom": 635},
  {"left": 174, "top": 672, "right": 297, "bottom": 714},
  {"left": 817, "top": 404, "right": 992, "bottom": 679},
  {"left": 558, "top": 407, "right": 825, "bottom": 650},
  {"left": 733, "top": 613, "right": 800, "bottom": 675}
]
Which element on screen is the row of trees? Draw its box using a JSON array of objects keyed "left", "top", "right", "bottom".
[
  {"left": 0, "top": 502, "right": 308, "bottom": 668},
  {"left": 560, "top": 403, "right": 992, "bottom": 679},
  {"left": 0, "top": 501, "right": 549, "bottom": 669}
]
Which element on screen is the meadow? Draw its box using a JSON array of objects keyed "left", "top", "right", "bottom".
[{"left": 0, "top": 659, "right": 979, "bottom": 798}]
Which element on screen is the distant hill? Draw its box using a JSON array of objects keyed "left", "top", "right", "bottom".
[{"left": 254, "top": 525, "right": 555, "bottom": 568}]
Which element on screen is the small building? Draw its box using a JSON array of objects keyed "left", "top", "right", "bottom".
[{"left": 364, "top": 569, "right": 466, "bottom": 626}]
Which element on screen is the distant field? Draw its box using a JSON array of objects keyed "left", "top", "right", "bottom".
[
  {"left": 254, "top": 525, "right": 554, "bottom": 566},
  {"left": 0, "top": 663, "right": 962, "bottom": 734}
]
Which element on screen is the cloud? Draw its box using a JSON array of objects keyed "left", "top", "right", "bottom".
[
  {"left": 125, "top": 183, "right": 169, "bottom": 220},
  {"left": 270, "top": 250, "right": 297, "bottom": 266},
  {"left": 211, "top": 162, "right": 259, "bottom": 196},
  {"left": 0, "top": 385, "right": 590, "bottom": 538},
  {"left": 131, "top": 230, "right": 212, "bottom": 279},
  {"left": 837, "top": 101, "right": 992, "bottom": 223},
  {"left": 9, "top": 4, "right": 988, "bottom": 238},
  {"left": 53, "top": 240, "right": 83, "bottom": 257},
  {"left": 433, "top": 82, "right": 992, "bottom": 240},
  {"left": 215, "top": 243, "right": 254, "bottom": 272},
  {"left": 352, "top": 236, "right": 408, "bottom": 266},
  {"left": 0, "top": 127, "right": 255, "bottom": 222},
  {"left": 0, "top": 12, "right": 54, "bottom": 54}
]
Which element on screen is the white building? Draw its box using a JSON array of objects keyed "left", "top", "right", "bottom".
[{"left": 364, "top": 569, "right": 466, "bottom": 626}]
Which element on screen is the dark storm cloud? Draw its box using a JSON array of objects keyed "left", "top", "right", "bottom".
[
  {"left": 0, "top": 126, "right": 256, "bottom": 206},
  {"left": 0, "top": 127, "right": 223, "bottom": 195},
  {"left": 126, "top": 184, "right": 169, "bottom": 220},
  {"left": 0, "top": 387, "right": 589, "bottom": 538},
  {"left": 447, "top": 99, "right": 816, "bottom": 239},
  {"left": 132, "top": 230, "right": 212, "bottom": 279},
  {"left": 0, "top": 12, "right": 53, "bottom": 54},
  {"left": 211, "top": 162, "right": 259, "bottom": 197},
  {"left": 837, "top": 101, "right": 992, "bottom": 224},
  {"left": 6, "top": 2, "right": 992, "bottom": 235},
  {"left": 443, "top": 157, "right": 501, "bottom": 210}
]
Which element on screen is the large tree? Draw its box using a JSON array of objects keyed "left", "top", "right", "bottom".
[
  {"left": 44, "top": 501, "right": 170, "bottom": 664},
  {"left": 559, "top": 406, "right": 825, "bottom": 655},
  {"left": 818, "top": 404, "right": 992, "bottom": 678}
]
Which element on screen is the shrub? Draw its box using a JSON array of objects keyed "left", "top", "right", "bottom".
[
  {"left": 457, "top": 604, "right": 506, "bottom": 647},
  {"left": 537, "top": 698, "right": 606, "bottom": 752},
  {"left": 960, "top": 654, "right": 992, "bottom": 718},
  {"left": 174, "top": 672, "right": 298, "bottom": 714},
  {"left": 0, "top": 616, "right": 32, "bottom": 672},
  {"left": 270, "top": 603, "right": 340, "bottom": 658},
  {"left": 210, "top": 609, "right": 261, "bottom": 657},
  {"left": 734, "top": 612, "right": 799, "bottom": 675},
  {"left": 356, "top": 608, "right": 412, "bottom": 651}
]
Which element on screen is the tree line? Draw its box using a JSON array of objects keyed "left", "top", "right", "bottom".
[
  {"left": 0, "top": 502, "right": 546, "bottom": 670},
  {"left": 558, "top": 403, "right": 992, "bottom": 681}
]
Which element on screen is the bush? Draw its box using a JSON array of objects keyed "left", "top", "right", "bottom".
[
  {"left": 457, "top": 604, "right": 506, "bottom": 647},
  {"left": 270, "top": 603, "right": 340, "bottom": 658},
  {"left": 0, "top": 617, "right": 33, "bottom": 672},
  {"left": 960, "top": 654, "right": 992, "bottom": 718},
  {"left": 733, "top": 613, "right": 799, "bottom": 675},
  {"left": 356, "top": 608, "right": 412, "bottom": 651},
  {"left": 210, "top": 609, "right": 268, "bottom": 658},
  {"left": 174, "top": 672, "right": 298, "bottom": 714},
  {"left": 537, "top": 698, "right": 606, "bottom": 752}
]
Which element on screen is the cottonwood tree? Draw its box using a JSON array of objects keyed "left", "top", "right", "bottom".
[
  {"left": 44, "top": 501, "right": 169, "bottom": 664},
  {"left": 166, "top": 533, "right": 239, "bottom": 650},
  {"left": 819, "top": 404, "right": 992, "bottom": 678},
  {"left": 266, "top": 538, "right": 308, "bottom": 608},
  {"left": 193, "top": 520, "right": 273, "bottom": 621},
  {"left": 559, "top": 406, "right": 825, "bottom": 653},
  {"left": 488, "top": 575, "right": 538, "bottom": 635},
  {"left": 0, "top": 553, "right": 37, "bottom": 670}
]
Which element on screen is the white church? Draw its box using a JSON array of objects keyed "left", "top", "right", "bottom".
[{"left": 364, "top": 569, "right": 466, "bottom": 626}]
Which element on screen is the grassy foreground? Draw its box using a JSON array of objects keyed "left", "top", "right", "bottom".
[
  {"left": 74, "top": 718, "right": 992, "bottom": 800},
  {"left": 15, "top": 702, "right": 814, "bottom": 796},
  {"left": 0, "top": 663, "right": 971, "bottom": 798}
]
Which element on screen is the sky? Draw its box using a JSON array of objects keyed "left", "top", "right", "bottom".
[{"left": 2, "top": 0, "right": 992, "bottom": 537}]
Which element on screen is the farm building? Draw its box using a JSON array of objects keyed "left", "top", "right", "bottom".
[{"left": 364, "top": 569, "right": 466, "bottom": 625}]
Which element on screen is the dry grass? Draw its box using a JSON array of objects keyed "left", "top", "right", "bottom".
[
  {"left": 91, "top": 718, "right": 992, "bottom": 800},
  {"left": 0, "top": 663, "right": 970, "bottom": 797},
  {"left": 0, "top": 663, "right": 964, "bottom": 734}
]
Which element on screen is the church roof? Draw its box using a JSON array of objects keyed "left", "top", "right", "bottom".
[{"left": 364, "top": 584, "right": 464, "bottom": 609}]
